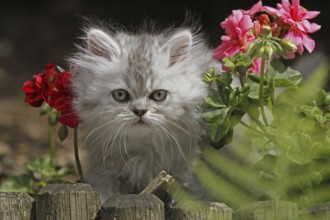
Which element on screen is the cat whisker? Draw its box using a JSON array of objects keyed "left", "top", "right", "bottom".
[
  {"left": 102, "top": 122, "right": 123, "bottom": 175},
  {"left": 151, "top": 124, "right": 165, "bottom": 169},
  {"left": 150, "top": 118, "right": 188, "bottom": 164},
  {"left": 165, "top": 119, "right": 194, "bottom": 152},
  {"left": 84, "top": 117, "right": 123, "bottom": 147},
  {"left": 107, "top": 122, "right": 130, "bottom": 169}
]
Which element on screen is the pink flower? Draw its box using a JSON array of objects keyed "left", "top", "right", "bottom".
[
  {"left": 242, "top": 1, "right": 263, "bottom": 17},
  {"left": 264, "top": 0, "right": 321, "bottom": 54},
  {"left": 247, "top": 57, "right": 267, "bottom": 75},
  {"left": 213, "top": 10, "right": 255, "bottom": 59}
]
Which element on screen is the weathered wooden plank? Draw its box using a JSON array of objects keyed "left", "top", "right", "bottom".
[
  {"left": 35, "top": 183, "right": 101, "bottom": 220},
  {"left": 0, "top": 192, "right": 34, "bottom": 220},
  {"left": 169, "top": 200, "right": 232, "bottom": 220},
  {"left": 234, "top": 201, "right": 299, "bottom": 220},
  {"left": 100, "top": 194, "right": 165, "bottom": 220}
]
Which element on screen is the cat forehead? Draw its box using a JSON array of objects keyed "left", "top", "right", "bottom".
[
  {"left": 116, "top": 34, "right": 168, "bottom": 89},
  {"left": 123, "top": 66, "right": 168, "bottom": 93}
]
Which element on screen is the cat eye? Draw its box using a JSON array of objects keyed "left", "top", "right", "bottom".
[
  {"left": 112, "top": 89, "right": 130, "bottom": 102},
  {"left": 149, "top": 90, "right": 168, "bottom": 102}
]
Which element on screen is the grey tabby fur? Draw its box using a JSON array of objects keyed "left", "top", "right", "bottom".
[{"left": 68, "top": 23, "right": 219, "bottom": 203}]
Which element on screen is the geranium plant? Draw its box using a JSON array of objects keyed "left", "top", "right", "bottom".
[
  {"left": 198, "top": 0, "right": 330, "bottom": 209},
  {"left": 1, "top": 63, "right": 83, "bottom": 193}
]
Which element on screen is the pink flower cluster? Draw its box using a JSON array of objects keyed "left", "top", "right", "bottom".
[
  {"left": 213, "top": 0, "right": 320, "bottom": 74},
  {"left": 264, "top": 0, "right": 320, "bottom": 54}
]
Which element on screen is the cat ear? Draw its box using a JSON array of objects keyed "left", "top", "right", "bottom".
[
  {"left": 87, "top": 29, "right": 120, "bottom": 59},
  {"left": 166, "top": 30, "right": 192, "bottom": 67}
]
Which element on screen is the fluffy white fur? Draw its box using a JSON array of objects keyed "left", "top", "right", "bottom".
[{"left": 68, "top": 25, "right": 218, "bottom": 203}]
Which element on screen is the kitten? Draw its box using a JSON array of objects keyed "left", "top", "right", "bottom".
[{"left": 68, "top": 23, "right": 218, "bottom": 203}]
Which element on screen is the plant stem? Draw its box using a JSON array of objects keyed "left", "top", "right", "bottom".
[
  {"left": 234, "top": 71, "right": 245, "bottom": 87},
  {"left": 48, "top": 124, "right": 55, "bottom": 170},
  {"left": 74, "top": 127, "right": 84, "bottom": 181},
  {"left": 259, "top": 55, "right": 269, "bottom": 126},
  {"left": 248, "top": 113, "right": 267, "bottom": 133},
  {"left": 239, "top": 120, "right": 264, "bottom": 136}
]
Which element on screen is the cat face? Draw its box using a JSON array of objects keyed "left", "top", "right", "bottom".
[{"left": 69, "top": 28, "right": 209, "bottom": 140}]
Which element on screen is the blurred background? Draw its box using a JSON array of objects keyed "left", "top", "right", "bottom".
[{"left": 0, "top": 0, "right": 329, "bottom": 178}]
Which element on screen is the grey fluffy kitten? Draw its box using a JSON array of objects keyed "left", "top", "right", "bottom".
[{"left": 68, "top": 24, "right": 217, "bottom": 203}]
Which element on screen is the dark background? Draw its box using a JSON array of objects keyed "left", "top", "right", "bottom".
[
  {"left": 0, "top": 0, "right": 329, "bottom": 97},
  {"left": 0, "top": 0, "right": 329, "bottom": 176}
]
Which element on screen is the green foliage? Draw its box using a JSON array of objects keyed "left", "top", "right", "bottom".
[
  {"left": 200, "top": 58, "right": 330, "bottom": 209},
  {"left": 0, "top": 156, "right": 73, "bottom": 194},
  {"left": 0, "top": 175, "right": 33, "bottom": 193}
]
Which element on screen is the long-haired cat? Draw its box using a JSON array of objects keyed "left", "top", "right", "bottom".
[{"left": 68, "top": 23, "right": 218, "bottom": 202}]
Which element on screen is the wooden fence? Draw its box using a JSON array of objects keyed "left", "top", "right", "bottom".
[{"left": 0, "top": 183, "right": 329, "bottom": 220}]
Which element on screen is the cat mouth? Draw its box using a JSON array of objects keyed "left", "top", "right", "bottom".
[{"left": 132, "top": 118, "right": 148, "bottom": 126}]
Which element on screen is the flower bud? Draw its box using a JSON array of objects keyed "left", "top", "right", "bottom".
[
  {"left": 246, "top": 42, "right": 258, "bottom": 57},
  {"left": 257, "top": 46, "right": 265, "bottom": 57},
  {"left": 273, "top": 41, "right": 285, "bottom": 55},
  {"left": 261, "top": 25, "right": 272, "bottom": 36},
  {"left": 48, "top": 111, "right": 58, "bottom": 126},
  {"left": 264, "top": 43, "right": 274, "bottom": 58},
  {"left": 39, "top": 103, "right": 49, "bottom": 116},
  {"left": 281, "top": 39, "right": 297, "bottom": 52},
  {"left": 58, "top": 124, "right": 69, "bottom": 141}
]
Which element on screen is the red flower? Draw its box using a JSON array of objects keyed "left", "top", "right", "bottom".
[
  {"left": 49, "top": 71, "right": 79, "bottom": 128},
  {"left": 58, "top": 108, "right": 79, "bottom": 128},
  {"left": 22, "top": 63, "right": 55, "bottom": 107}
]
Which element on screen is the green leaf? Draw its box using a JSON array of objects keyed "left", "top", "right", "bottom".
[
  {"left": 268, "top": 60, "right": 302, "bottom": 87},
  {"left": 210, "top": 128, "right": 233, "bottom": 149},
  {"left": 286, "top": 133, "right": 320, "bottom": 165},
  {"left": 228, "top": 88, "right": 240, "bottom": 106},
  {"left": 251, "top": 135, "right": 274, "bottom": 157},
  {"left": 26, "top": 156, "right": 56, "bottom": 177},
  {"left": 202, "top": 108, "right": 230, "bottom": 123},
  {"left": 54, "top": 167, "right": 73, "bottom": 178},
  {"left": 203, "top": 68, "right": 216, "bottom": 84},
  {"left": 300, "top": 105, "right": 327, "bottom": 124},
  {"left": 222, "top": 57, "right": 235, "bottom": 69},
  {"left": 204, "top": 96, "right": 226, "bottom": 108},
  {"left": 246, "top": 78, "right": 260, "bottom": 99},
  {"left": 0, "top": 175, "right": 33, "bottom": 193},
  {"left": 209, "top": 117, "right": 231, "bottom": 144},
  {"left": 252, "top": 154, "right": 277, "bottom": 179},
  {"left": 325, "top": 93, "right": 330, "bottom": 105},
  {"left": 314, "top": 90, "right": 327, "bottom": 106},
  {"left": 206, "top": 107, "right": 231, "bottom": 143},
  {"left": 315, "top": 144, "right": 330, "bottom": 160},
  {"left": 58, "top": 124, "right": 69, "bottom": 141},
  {"left": 276, "top": 61, "right": 329, "bottom": 108}
]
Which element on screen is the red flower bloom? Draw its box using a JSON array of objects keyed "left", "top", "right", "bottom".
[
  {"left": 22, "top": 63, "right": 55, "bottom": 107},
  {"left": 49, "top": 71, "right": 79, "bottom": 128},
  {"left": 58, "top": 108, "right": 79, "bottom": 128}
]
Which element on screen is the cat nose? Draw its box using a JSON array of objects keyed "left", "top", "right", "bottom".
[{"left": 132, "top": 109, "right": 148, "bottom": 117}]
